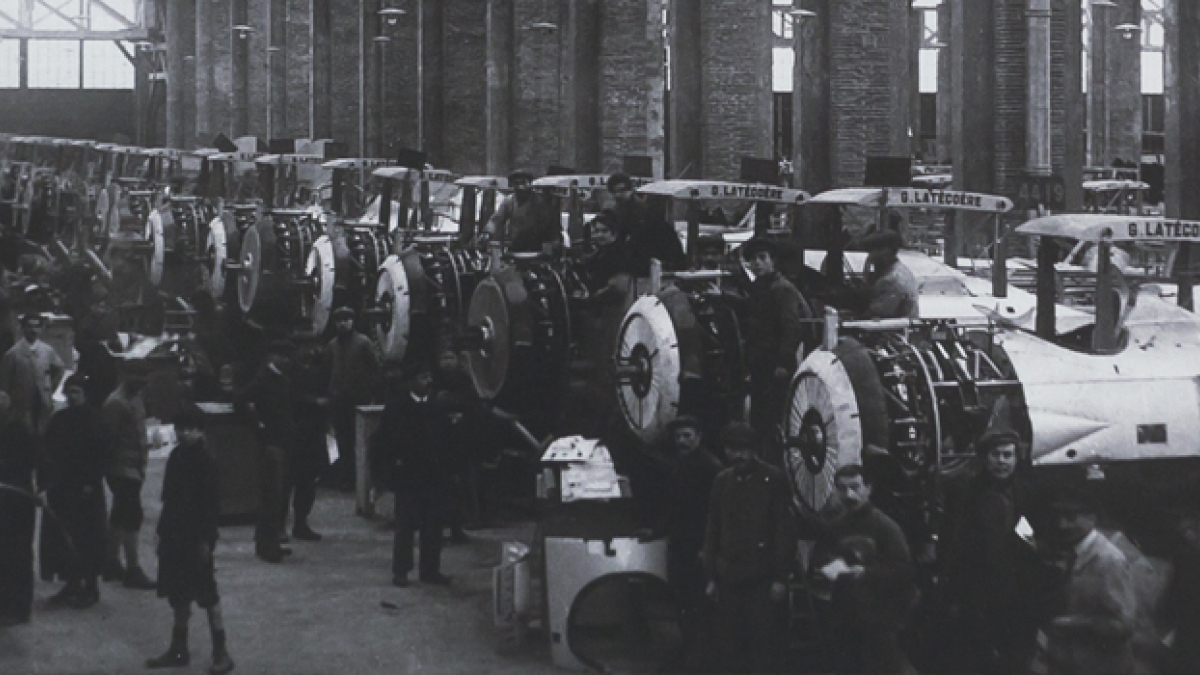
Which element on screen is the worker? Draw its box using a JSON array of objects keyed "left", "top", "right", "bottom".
[
  {"left": 637, "top": 415, "right": 725, "bottom": 671},
  {"left": 703, "top": 423, "right": 796, "bottom": 673},
  {"left": 809, "top": 464, "right": 916, "bottom": 673},
  {"left": 741, "top": 237, "right": 810, "bottom": 455},
  {"left": 482, "top": 169, "right": 560, "bottom": 253},
  {"left": 371, "top": 361, "right": 453, "bottom": 587},
  {"left": 859, "top": 230, "right": 919, "bottom": 319},
  {"left": 0, "top": 312, "right": 66, "bottom": 435},
  {"left": 101, "top": 360, "right": 157, "bottom": 590},
  {"left": 1031, "top": 487, "right": 1135, "bottom": 675},
  {"left": 41, "top": 374, "right": 112, "bottom": 609},
  {"left": 577, "top": 211, "right": 634, "bottom": 300},
  {"left": 608, "top": 172, "right": 685, "bottom": 273},
  {"left": 325, "top": 306, "right": 379, "bottom": 492},
  {"left": 938, "top": 428, "right": 1040, "bottom": 673},
  {"left": 238, "top": 348, "right": 296, "bottom": 563},
  {"left": 0, "top": 392, "right": 37, "bottom": 626},
  {"left": 145, "top": 404, "right": 234, "bottom": 674}
]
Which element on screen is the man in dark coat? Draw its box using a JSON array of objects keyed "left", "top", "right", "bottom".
[
  {"left": 0, "top": 391, "right": 37, "bottom": 626},
  {"left": 638, "top": 415, "right": 725, "bottom": 670},
  {"left": 859, "top": 230, "right": 920, "bottom": 319},
  {"left": 741, "top": 237, "right": 810, "bottom": 456},
  {"left": 238, "top": 351, "right": 296, "bottom": 563},
  {"left": 433, "top": 347, "right": 484, "bottom": 541},
  {"left": 145, "top": 405, "right": 233, "bottom": 674},
  {"left": 326, "top": 306, "right": 379, "bottom": 491},
  {"left": 482, "top": 169, "right": 561, "bottom": 253},
  {"left": 40, "top": 374, "right": 112, "bottom": 609},
  {"left": 703, "top": 423, "right": 796, "bottom": 673},
  {"left": 809, "top": 464, "right": 916, "bottom": 674},
  {"left": 608, "top": 172, "right": 685, "bottom": 273},
  {"left": 372, "top": 361, "right": 453, "bottom": 586},
  {"left": 938, "top": 429, "right": 1040, "bottom": 673},
  {"left": 286, "top": 344, "right": 330, "bottom": 541}
]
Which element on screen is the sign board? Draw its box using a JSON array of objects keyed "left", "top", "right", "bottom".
[
  {"left": 885, "top": 188, "right": 1013, "bottom": 213},
  {"left": 1016, "top": 174, "right": 1067, "bottom": 211}
]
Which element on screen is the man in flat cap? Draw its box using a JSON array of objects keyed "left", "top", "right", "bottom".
[
  {"left": 0, "top": 312, "right": 65, "bottom": 435},
  {"left": 609, "top": 172, "right": 685, "bottom": 273},
  {"left": 704, "top": 422, "right": 796, "bottom": 672},
  {"left": 742, "top": 237, "right": 811, "bottom": 456},
  {"left": 482, "top": 169, "right": 560, "bottom": 253},
  {"left": 859, "top": 230, "right": 919, "bottom": 319},
  {"left": 325, "top": 306, "right": 379, "bottom": 492}
]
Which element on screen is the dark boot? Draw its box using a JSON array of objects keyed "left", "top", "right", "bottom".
[
  {"left": 146, "top": 627, "right": 190, "bottom": 668},
  {"left": 209, "top": 629, "right": 234, "bottom": 674},
  {"left": 101, "top": 559, "right": 126, "bottom": 583}
]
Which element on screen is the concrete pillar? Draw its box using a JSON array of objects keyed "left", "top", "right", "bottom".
[
  {"left": 283, "top": 0, "right": 312, "bottom": 139},
  {"left": 936, "top": 0, "right": 953, "bottom": 164},
  {"left": 952, "top": 0, "right": 994, "bottom": 193},
  {"left": 560, "top": 0, "right": 600, "bottom": 173},
  {"left": 312, "top": 0, "right": 332, "bottom": 139},
  {"left": 165, "top": 0, "right": 196, "bottom": 149},
  {"left": 669, "top": 0, "right": 701, "bottom": 179},
  {"left": 1027, "top": 0, "right": 1052, "bottom": 176},
  {"left": 486, "top": 0, "right": 515, "bottom": 174},
  {"left": 699, "top": 0, "right": 772, "bottom": 180},
  {"left": 795, "top": 0, "right": 830, "bottom": 194},
  {"left": 442, "top": 0, "right": 489, "bottom": 173},
  {"left": 196, "top": 0, "right": 233, "bottom": 143},
  {"left": 599, "top": 0, "right": 665, "bottom": 176}
]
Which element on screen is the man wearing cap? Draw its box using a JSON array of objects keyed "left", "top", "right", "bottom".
[
  {"left": 704, "top": 422, "right": 796, "bottom": 672},
  {"left": 100, "top": 360, "right": 157, "bottom": 589},
  {"left": 482, "top": 170, "right": 560, "bottom": 253},
  {"left": 609, "top": 172, "right": 686, "bottom": 273},
  {"left": 325, "top": 306, "right": 380, "bottom": 492},
  {"left": 742, "top": 237, "right": 810, "bottom": 453},
  {"left": 939, "top": 428, "right": 1040, "bottom": 673},
  {"left": 40, "top": 374, "right": 112, "bottom": 609},
  {"left": 859, "top": 230, "right": 919, "bottom": 319},
  {"left": 639, "top": 415, "right": 725, "bottom": 669},
  {"left": 1032, "top": 487, "right": 1135, "bottom": 675},
  {"left": 0, "top": 312, "right": 66, "bottom": 435}
]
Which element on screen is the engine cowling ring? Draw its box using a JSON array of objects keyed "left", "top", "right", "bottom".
[{"left": 614, "top": 294, "right": 683, "bottom": 445}]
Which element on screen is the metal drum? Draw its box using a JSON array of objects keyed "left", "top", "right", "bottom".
[
  {"left": 464, "top": 254, "right": 571, "bottom": 412},
  {"left": 236, "top": 209, "right": 321, "bottom": 329},
  {"left": 371, "top": 237, "right": 490, "bottom": 363},
  {"left": 783, "top": 327, "right": 1025, "bottom": 522},
  {"left": 614, "top": 282, "right": 747, "bottom": 445},
  {"left": 203, "top": 204, "right": 259, "bottom": 302}
]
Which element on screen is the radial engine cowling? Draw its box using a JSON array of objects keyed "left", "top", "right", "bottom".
[
  {"left": 783, "top": 325, "right": 1029, "bottom": 523},
  {"left": 236, "top": 209, "right": 321, "bottom": 332}
]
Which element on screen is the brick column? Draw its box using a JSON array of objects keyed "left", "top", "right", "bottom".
[
  {"left": 312, "top": 0, "right": 332, "bottom": 139},
  {"left": 283, "top": 0, "right": 312, "bottom": 139},
  {"left": 599, "top": 0, "right": 665, "bottom": 175},
  {"left": 245, "top": 0, "right": 270, "bottom": 139},
  {"left": 383, "top": 0, "right": 420, "bottom": 153},
  {"left": 165, "top": 0, "right": 196, "bottom": 149},
  {"left": 486, "top": 0, "right": 515, "bottom": 174},
  {"left": 699, "top": 0, "right": 772, "bottom": 180},
  {"left": 329, "top": 0, "right": 363, "bottom": 154},
  {"left": 936, "top": 0, "right": 953, "bottom": 164},
  {"left": 196, "top": 0, "right": 233, "bottom": 143},
  {"left": 668, "top": 0, "right": 702, "bottom": 179},
  {"left": 910, "top": 4, "right": 924, "bottom": 159},
  {"left": 420, "top": 0, "right": 444, "bottom": 161},
  {"left": 442, "top": 0, "right": 489, "bottom": 173},
  {"left": 795, "top": 0, "right": 830, "bottom": 194},
  {"left": 559, "top": 0, "right": 600, "bottom": 172},
  {"left": 1098, "top": 0, "right": 1142, "bottom": 166},
  {"left": 1166, "top": 0, "right": 1200, "bottom": 309},
  {"left": 512, "top": 0, "right": 563, "bottom": 172}
]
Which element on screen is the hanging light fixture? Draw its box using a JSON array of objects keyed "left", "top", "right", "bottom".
[
  {"left": 378, "top": 7, "right": 406, "bottom": 26},
  {"left": 233, "top": 25, "right": 256, "bottom": 40}
]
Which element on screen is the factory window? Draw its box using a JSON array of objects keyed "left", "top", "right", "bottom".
[
  {"left": 0, "top": 40, "right": 19, "bottom": 88},
  {"left": 83, "top": 41, "right": 134, "bottom": 89},
  {"left": 26, "top": 39, "right": 81, "bottom": 88}
]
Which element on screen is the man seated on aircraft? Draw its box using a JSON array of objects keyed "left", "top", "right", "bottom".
[
  {"left": 858, "top": 230, "right": 920, "bottom": 320},
  {"left": 481, "top": 169, "right": 560, "bottom": 253}
]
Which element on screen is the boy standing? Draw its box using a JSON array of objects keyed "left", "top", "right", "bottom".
[{"left": 146, "top": 405, "right": 234, "bottom": 674}]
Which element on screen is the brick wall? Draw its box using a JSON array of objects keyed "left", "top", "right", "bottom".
[
  {"left": 699, "top": 0, "right": 772, "bottom": 180},
  {"left": 828, "top": 0, "right": 910, "bottom": 188},
  {"left": 329, "top": 0, "right": 362, "bottom": 154},
  {"left": 599, "top": 0, "right": 665, "bottom": 176},
  {"left": 512, "top": 0, "right": 563, "bottom": 173},
  {"left": 993, "top": 0, "right": 1024, "bottom": 198},
  {"left": 1106, "top": 0, "right": 1143, "bottom": 166}
]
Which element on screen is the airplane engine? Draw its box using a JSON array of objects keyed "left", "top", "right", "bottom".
[
  {"left": 370, "top": 238, "right": 490, "bottom": 364},
  {"left": 784, "top": 324, "right": 1029, "bottom": 526},
  {"left": 301, "top": 224, "right": 392, "bottom": 338},
  {"left": 202, "top": 204, "right": 259, "bottom": 303},
  {"left": 236, "top": 209, "right": 322, "bottom": 331}
]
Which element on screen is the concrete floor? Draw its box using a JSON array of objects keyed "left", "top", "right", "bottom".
[{"left": 0, "top": 452, "right": 563, "bottom": 674}]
